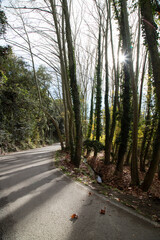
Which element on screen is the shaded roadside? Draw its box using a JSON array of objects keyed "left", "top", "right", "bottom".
[{"left": 55, "top": 150, "right": 160, "bottom": 224}]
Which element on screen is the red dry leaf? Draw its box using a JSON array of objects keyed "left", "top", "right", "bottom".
[
  {"left": 71, "top": 214, "right": 78, "bottom": 219},
  {"left": 100, "top": 207, "right": 106, "bottom": 215}
]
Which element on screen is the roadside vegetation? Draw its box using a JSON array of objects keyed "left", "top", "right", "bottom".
[
  {"left": 55, "top": 149, "right": 160, "bottom": 223},
  {"left": 0, "top": 51, "right": 64, "bottom": 152}
]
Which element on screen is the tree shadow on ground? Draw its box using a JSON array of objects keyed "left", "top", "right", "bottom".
[
  {"left": 66, "top": 187, "right": 160, "bottom": 240},
  {"left": 0, "top": 146, "right": 70, "bottom": 238},
  {"left": 0, "top": 152, "right": 55, "bottom": 172},
  {"left": 0, "top": 173, "right": 70, "bottom": 238},
  {"left": 0, "top": 168, "right": 62, "bottom": 209}
]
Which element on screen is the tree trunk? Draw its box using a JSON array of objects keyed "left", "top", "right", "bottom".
[
  {"left": 140, "top": 58, "right": 152, "bottom": 172},
  {"left": 140, "top": 0, "right": 160, "bottom": 190},
  {"left": 104, "top": 0, "right": 110, "bottom": 164},
  {"left": 138, "top": 51, "right": 147, "bottom": 118},
  {"left": 115, "top": 0, "right": 131, "bottom": 176},
  {"left": 115, "top": 63, "right": 131, "bottom": 176},
  {"left": 49, "top": 0, "right": 75, "bottom": 154},
  {"left": 142, "top": 120, "right": 160, "bottom": 191},
  {"left": 143, "top": 119, "right": 155, "bottom": 169},
  {"left": 95, "top": 24, "right": 102, "bottom": 142},
  {"left": 108, "top": 1, "right": 119, "bottom": 155},
  {"left": 62, "top": 0, "right": 83, "bottom": 167},
  {"left": 125, "top": 146, "right": 132, "bottom": 166},
  {"left": 87, "top": 86, "right": 94, "bottom": 139},
  {"left": 120, "top": 0, "right": 139, "bottom": 185}
]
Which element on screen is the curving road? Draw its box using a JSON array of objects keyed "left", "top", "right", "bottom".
[{"left": 0, "top": 144, "right": 160, "bottom": 240}]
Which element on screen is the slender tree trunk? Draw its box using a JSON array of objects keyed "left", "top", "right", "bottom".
[
  {"left": 87, "top": 86, "right": 94, "bottom": 139},
  {"left": 115, "top": 63, "right": 131, "bottom": 176},
  {"left": 49, "top": 0, "right": 74, "bottom": 153},
  {"left": 140, "top": 0, "right": 160, "bottom": 191},
  {"left": 125, "top": 145, "right": 132, "bottom": 166},
  {"left": 62, "top": 11, "right": 75, "bottom": 152},
  {"left": 120, "top": 0, "right": 139, "bottom": 185},
  {"left": 104, "top": 0, "right": 110, "bottom": 164},
  {"left": 142, "top": 120, "right": 160, "bottom": 191},
  {"left": 135, "top": 6, "right": 141, "bottom": 84},
  {"left": 20, "top": 11, "right": 64, "bottom": 150},
  {"left": 95, "top": 24, "right": 102, "bottom": 142},
  {"left": 138, "top": 51, "right": 148, "bottom": 118},
  {"left": 143, "top": 112, "right": 157, "bottom": 167},
  {"left": 140, "top": 57, "right": 152, "bottom": 172},
  {"left": 62, "top": 0, "right": 83, "bottom": 167},
  {"left": 114, "top": 0, "right": 131, "bottom": 176},
  {"left": 108, "top": 2, "right": 119, "bottom": 154}
]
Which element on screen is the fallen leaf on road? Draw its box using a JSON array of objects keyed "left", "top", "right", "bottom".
[
  {"left": 71, "top": 214, "right": 78, "bottom": 219},
  {"left": 100, "top": 207, "right": 106, "bottom": 215}
]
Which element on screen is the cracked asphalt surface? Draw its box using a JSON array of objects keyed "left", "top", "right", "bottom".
[{"left": 0, "top": 144, "right": 160, "bottom": 240}]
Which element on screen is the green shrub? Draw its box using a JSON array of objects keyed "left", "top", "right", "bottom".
[{"left": 83, "top": 139, "right": 104, "bottom": 156}]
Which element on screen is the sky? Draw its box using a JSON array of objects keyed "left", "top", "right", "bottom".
[
  {"left": 1, "top": 0, "right": 149, "bottom": 106},
  {"left": 1, "top": 0, "right": 101, "bottom": 102}
]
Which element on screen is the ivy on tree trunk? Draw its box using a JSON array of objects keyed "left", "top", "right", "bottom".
[
  {"left": 95, "top": 24, "right": 102, "bottom": 142},
  {"left": 62, "top": 0, "right": 83, "bottom": 167},
  {"left": 139, "top": 0, "right": 160, "bottom": 191}
]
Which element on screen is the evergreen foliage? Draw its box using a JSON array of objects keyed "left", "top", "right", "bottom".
[
  {"left": 0, "top": 53, "right": 63, "bottom": 152},
  {"left": 83, "top": 139, "right": 104, "bottom": 157}
]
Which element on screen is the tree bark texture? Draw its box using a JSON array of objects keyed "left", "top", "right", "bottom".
[
  {"left": 95, "top": 24, "right": 102, "bottom": 142},
  {"left": 115, "top": 0, "right": 131, "bottom": 176},
  {"left": 62, "top": 0, "right": 83, "bottom": 167},
  {"left": 140, "top": 59, "right": 152, "bottom": 172},
  {"left": 105, "top": 0, "right": 110, "bottom": 164},
  {"left": 115, "top": 64, "right": 131, "bottom": 175},
  {"left": 120, "top": 0, "right": 139, "bottom": 185},
  {"left": 87, "top": 86, "right": 94, "bottom": 139},
  {"left": 140, "top": 0, "right": 160, "bottom": 190}
]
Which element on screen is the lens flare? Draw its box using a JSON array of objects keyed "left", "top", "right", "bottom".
[{"left": 119, "top": 54, "right": 126, "bottom": 63}]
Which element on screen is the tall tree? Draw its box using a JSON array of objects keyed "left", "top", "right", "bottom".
[
  {"left": 114, "top": 0, "right": 131, "bottom": 177},
  {"left": 115, "top": 0, "right": 139, "bottom": 185},
  {"left": 62, "top": 0, "right": 83, "bottom": 167},
  {"left": 95, "top": 23, "right": 102, "bottom": 141},
  {"left": 140, "top": 57, "right": 152, "bottom": 172},
  {"left": 139, "top": 0, "right": 160, "bottom": 191},
  {"left": 108, "top": 0, "right": 119, "bottom": 156},
  {"left": 104, "top": 0, "right": 110, "bottom": 164},
  {"left": 87, "top": 85, "right": 94, "bottom": 139},
  {"left": 49, "top": 0, "right": 74, "bottom": 152}
]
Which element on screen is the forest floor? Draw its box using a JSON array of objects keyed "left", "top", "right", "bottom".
[{"left": 55, "top": 150, "right": 160, "bottom": 224}]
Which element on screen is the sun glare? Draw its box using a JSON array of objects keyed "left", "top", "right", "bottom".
[{"left": 119, "top": 54, "right": 126, "bottom": 63}]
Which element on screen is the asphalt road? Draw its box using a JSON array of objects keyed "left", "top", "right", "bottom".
[{"left": 0, "top": 144, "right": 160, "bottom": 240}]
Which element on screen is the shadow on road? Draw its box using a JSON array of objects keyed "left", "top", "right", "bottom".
[
  {"left": 0, "top": 168, "right": 62, "bottom": 209},
  {"left": 66, "top": 187, "right": 160, "bottom": 240},
  {"left": 0, "top": 145, "right": 70, "bottom": 238},
  {"left": 0, "top": 162, "right": 55, "bottom": 189},
  {"left": 0, "top": 152, "right": 55, "bottom": 172},
  {"left": 0, "top": 173, "right": 70, "bottom": 237}
]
